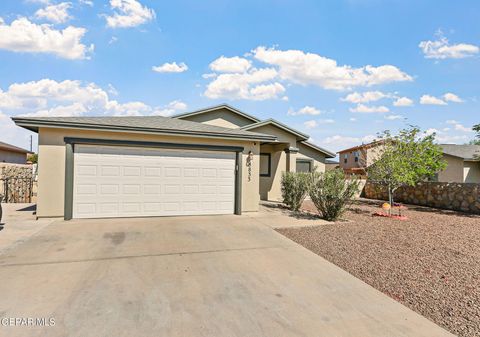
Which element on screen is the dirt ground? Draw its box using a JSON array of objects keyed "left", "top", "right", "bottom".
[{"left": 277, "top": 199, "right": 480, "bottom": 337}]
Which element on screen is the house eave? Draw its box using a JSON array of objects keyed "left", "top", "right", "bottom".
[
  {"left": 299, "top": 141, "right": 336, "bottom": 158},
  {"left": 239, "top": 119, "right": 309, "bottom": 141},
  {"left": 173, "top": 104, "right": 261, "bottom": 123},
  {"left": 12, "top": 118, "right": 277, "bottom": 142}
]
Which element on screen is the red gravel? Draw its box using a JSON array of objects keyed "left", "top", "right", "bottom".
[{"left": 277, "top": 199, "right": 480, "bottom": 337}]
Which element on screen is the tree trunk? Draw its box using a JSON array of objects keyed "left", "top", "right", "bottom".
[{"left": 388, "top": 186, "right": 393, "bottom": 216}]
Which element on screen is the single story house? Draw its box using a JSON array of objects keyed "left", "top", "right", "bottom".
[
  {"left": 325, "top": 159, "right": 340, "bottom": 171},
  {"left": 437, "top": 144, "right": 480, "bottom": 183},
  {"left": 13, "top": 104, "right": 335, "bottom": 220},
  {"left": 0, "top": 141, "right": 32, "bottom": 164}
]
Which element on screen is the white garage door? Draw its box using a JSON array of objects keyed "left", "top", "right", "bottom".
[{"left": 73, "top": 144, "right": 236, "bottom": 219}]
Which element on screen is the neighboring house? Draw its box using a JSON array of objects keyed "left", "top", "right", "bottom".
[
  {"left": 338, "top": 141, "right": 384, "bottom": 175},
  {"left": 437, "top": 144, "right": 480, "bottom": 183},
  {"left": 12, "top": 104, "right": 335, "bottom": 220},
  {"left": 325, "top": 159, "right": 340, "bottom": 171},
  {"left": 339, "top": 141, "right": 480, "bottom": 183},
  {"left": 0, "top": 141, "right": 32, "bottom": 164}
]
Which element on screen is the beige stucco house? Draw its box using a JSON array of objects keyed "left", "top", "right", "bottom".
[
  {"left": 0, "top": 141, "right": 32, "bottom": 164},
  {"left": 437, "top": 144, "right": 480, "bottom": 183},
  {"left": 338, "top": 141, "right": 480, "bottom": 183},
  {"left": 13, "top": 104, "right": 334, "bottom": 220}
]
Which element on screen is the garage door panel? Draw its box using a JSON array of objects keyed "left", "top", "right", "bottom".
[{"left": 73, "top": 145, "right": 236, "bottom": 218}]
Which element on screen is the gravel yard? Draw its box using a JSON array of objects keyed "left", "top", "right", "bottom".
[{"left": 277, "top": 199, "right": 480, "bottom": 337}]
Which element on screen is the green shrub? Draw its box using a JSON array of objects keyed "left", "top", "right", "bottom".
[
  {"left": 309, "top": 169, "right": 360, "bottom": 221},
  {"left": 281, "top": 171, "right": 310, "bottom": 211}
]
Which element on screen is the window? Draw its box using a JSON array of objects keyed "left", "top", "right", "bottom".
[
  {"left": 296, "top": 159, "right": 313, "bottom": 173},
  {"left": 343, "top": 153, "right": 348, "bottom": 163},
  {"left": 354, "top": 151, "right": 359, "bottom": 162},
  {"left": 260, "top": 153, "right": 271, "bottom": 177}
]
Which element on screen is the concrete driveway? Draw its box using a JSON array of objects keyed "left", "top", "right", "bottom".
[{"left": 0, "top": 212, "right": 452, "bottom": 337}]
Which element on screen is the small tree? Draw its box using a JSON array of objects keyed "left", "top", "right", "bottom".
[
  {"left": 309, "top": 169, "right": 360, "bottom": 221},
  {"left": 281, "top": 172, "right": 310, "bottom": 212},
  {"left": 472, "top": 124, "right": 480, "bottom": 145},
  {"left": 367, "top": 126, "right": 446, "bottom": 212},
  {"left": 27, "top": 153, "right": 38, "bottom": 164}
]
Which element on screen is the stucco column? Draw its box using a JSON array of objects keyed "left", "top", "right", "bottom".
[{"left": 285, "top": 147, "right": 299, "bottom": 172}]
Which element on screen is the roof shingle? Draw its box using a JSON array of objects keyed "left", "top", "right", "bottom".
[{"left": 12, "top": 116, "right": 277, "bottom": 142}]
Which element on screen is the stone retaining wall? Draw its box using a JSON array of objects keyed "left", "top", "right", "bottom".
[{"left": 364, "top": 181, "right": 480, "bottom": 214}]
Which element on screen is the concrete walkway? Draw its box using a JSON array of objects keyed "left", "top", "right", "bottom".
[
  {"left": 0, "top": 212, "right": 452, "bottom": 336},
  {"left": 0, "top": 203, "right": 55, "bottom": 254}
]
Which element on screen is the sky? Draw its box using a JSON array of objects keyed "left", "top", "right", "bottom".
[{"left": 0, "top": 0, "right": 479, "bottom": 153}]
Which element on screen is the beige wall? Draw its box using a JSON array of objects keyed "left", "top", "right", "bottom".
[
  {"left": 339, "top": 150, "right": 365, "bottom": 170},
  {"left": 297, "top": 143, "right": 327, "bottom": 173},
  {"left": 0, "top": 150, "right": 27, "bottom": 164},
  {"left": 37, "top": 127, "right": 260, "bottom": 218},
  {"left": 339, "top": 144, "right": 383, "bottom": 170},
  {"left": 259, "top": 144, "right": 287, "bottom": 201},
  {"left": 437, "top": 154, "right": 464, "bottom": 183},
  {"left": 179, "top": 108, "right": 255, "bottom": 129},
  {"left": 464, "top": 161, "right": 480, "bottom": 183},
  {"left": 251, "top": 124, "right": 297, "bottom": 145}
]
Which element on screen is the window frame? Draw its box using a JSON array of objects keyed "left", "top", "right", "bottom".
[
  {"left": 259, "top": 153, "right": 271, "bottom": 177},
  {"left": 296, "top": 158, "right": 313, "bottom": 173}
]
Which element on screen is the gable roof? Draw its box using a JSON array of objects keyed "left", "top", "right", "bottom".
[
  {"left": 300, "top": 141, "right": 336, "bottom": 158},
  {"left": 440, "top": 144, "right": 480, "bottom": 161},
  {"left": 239, "top": 119, "right": 309, "bottom": 141},
  {"left": 0, "top": 141, "right": 32, "bottom": 154},
  {"left": 174, "top": 104, "right": 261, "bottom": 123},
  {"left": 12, "top": 116, "right": 277, "bottom": 142},
  {"left": 337, "top": 140, "right": 385, "bottom": 154}
]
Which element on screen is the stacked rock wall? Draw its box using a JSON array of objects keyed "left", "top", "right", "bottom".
[{"left": 364, "top": 181, "right": 480, "bottom": 214}]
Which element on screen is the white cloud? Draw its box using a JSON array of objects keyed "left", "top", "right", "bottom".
[
  {"left": 287, "top": 106, "right": 322, "bottom": 116},
  {"left": 202, "top": 73, "right": 217, "bottom": 79},
  {"left": 445, "top": 120, "right": 473, "bottom": 133},
  {"left": 304, "top": 120, "right": 317, "bottom": 129},
  {"left": 152, "top": 100, "right": 187, "bottom": 116},
  {"left": 318, "top": 119, "right": 335, "bottom": 124},
  {"left": 204, "top": 68, "right": 285, "bottom": 101},
  {"left": 252, "top": 46, "right": 412, "bottom": 90},
  {"left": 320, "top": 134, "right": 376, "bottom": 151},
  {"left": 209, "top": 56, "right": 251, "bottom": 73},
  {"left": 0, "top": 17, "right": 93, "bottom": 59},
  {"left": 443, "top": 92, "right": 463, "bottom": 103},
  {"left": 152, "top": 62, "right": 188, "bottom": 73},
  {"left": 342, "top": 91, "right": 388, "bottom": 103},
  {"left": 22, "top": 102, "right": 86, "bottom": 117},
  {"left": 419, "top": 33, "right": 479, "bottom": 59},
  {"left": 384, "top": 114, "right": 403, "bottom": 120},
  {"left": 0, "top": 78, "right": 166, "bottom": 118},
  {"left": 0, "top": 78, "right": 179, "bottom": 147},
  {"left": 79, "top": 0, "right": 94, "bottom": 6},
  {"left": 35, "top": 2, "right": 72, "bottom": 24},
  {"left": 105, "top": 0, "right": 155, "bottom": 28},
  {"left": 426, "top": 123, "right": 473, "bottom": 144},
  {"left": 349, "top": 104, "right": 389, "bottom": 113},
  {"left": 393, "top": 96, "right": 413, "bottom": 107},
  {"left": 420, "top": 94, "right": 447, "bottom": 105},
  {"left": 349, "top": 117, "right": 357, "bottom": 122},
  {"left": 303, "top": 118, "right": 335, "bottom": 129},
  {"left": 0, "top": 111, "right": 34, "bottom": 151}
]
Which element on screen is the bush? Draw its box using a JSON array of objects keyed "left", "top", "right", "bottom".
[
  {"left": 309, "top": 169, "right": 360, "bottom": 221},
  {"left": 281, "top": 171, "right": 310, "bottom": 211}
]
